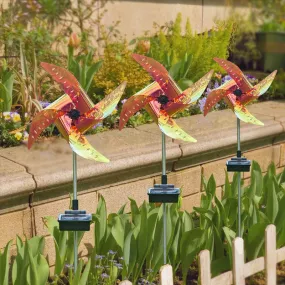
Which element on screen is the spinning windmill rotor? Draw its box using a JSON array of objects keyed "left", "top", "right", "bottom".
[
  {"left": 28, "top": 63, "right": 126, "bottom": 162},
  {"left": 119, "top": 54, "right": 213, "bottom": 142},
  {"left": 203, "top": 58, "right": 277, "bottom": 125}
]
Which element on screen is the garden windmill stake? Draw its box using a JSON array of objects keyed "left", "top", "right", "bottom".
[
  {"left": 162, "top": 132, "right": 167, "bottom": 264},
  {"left": 72, "top": 151, "right": 78, "bottom": 271},
  {"left": 119, "top": 54, "right": 213, "bottom": 264},
  {"left": 27, "top": 62, "right": 126, "bottom": 272},
  {"left": 203, "top": 57, "right": 277, "bottom": 238}
]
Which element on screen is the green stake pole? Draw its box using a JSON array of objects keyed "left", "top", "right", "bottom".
[
  {"left": 162, "top": 132, "right": 167, "bottom": 264},
  {"left": 73, "top": 151, "right": 78, "bottom": 272},
  {"left": 237, "top": 118, "right": 241, "bottom": 237}
]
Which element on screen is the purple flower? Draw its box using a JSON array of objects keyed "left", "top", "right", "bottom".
[
  {"left": 39, "top": 101, "right": 50, "bottom": 108},
  {"left": 95, "top": 254, "right": 104, "bottom": 260},
  {"left": 108, "top": 250, "right": 117, "bottom": 255},
  {"left": 222, "top": 75, "right": 232, "bottom": 84},
  {"left": 92, "top": 122, "right": 103, "bottom": 129},
  {"left": 214, "top": 81, "right": 219, "bottom": 89},
  {"left": 101, "top": 273, "right": 109, "bottom": 279},
  {"left": 198, "top": 97, "right": 207, "bottom": 113},
  {"left": 205, "top": 87, "right": 212, "bottom": 95},
  {"left": 121, "top": 99, "right": 127, "bottom": 105}
]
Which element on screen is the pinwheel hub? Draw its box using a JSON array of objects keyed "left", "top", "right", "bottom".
[
  {"left": 233, "top": 89, "right": 243, "bottom": 97},
  {"left": 157, "top": 95, "right": 169, "bottom": 105},
  {"left": 68, "top": 109, "right": 81, "bottom": 120}
]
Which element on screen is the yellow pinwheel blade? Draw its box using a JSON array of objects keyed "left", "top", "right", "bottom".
[
  {"left": 234, "top": 102, "right": 264, "bottom": 126},
  {"left": 181, "top": 70, "right": 214, "bottom": 104},
  {"left": 69, "top": 127, "right": 110, "bottom": 162},
  {"left": 158, "top": 111, "right": 197, "bottom": 142}
]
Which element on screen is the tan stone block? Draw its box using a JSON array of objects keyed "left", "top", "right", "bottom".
[
  {"left": 277, "top": 167, "right": 285, "bottom": 175},
  {"left": 181, "top": 193, "right": 201, "bottom": 213},
  {"left": 202, "top": 158, "right": 233, "bottom": 188},
  {"left": 98, "top": 178, "right": 154, "bottom": 214},
  {"left": 280, "top": 144, "right": 285, "bottom": 167},
  {"left": 216, "top": 187, "right": 223, "bottom": 201},
  {"left": 244, "top": 145, "right": 280, "bottom": 178},
  {"left": 154, "top": 167, "right": 201, "bottom": 196},
  {"left": 44, "top": 236, "right": 56, "bottom": 266},
  {"left": 34, "top": 191, "right": 97, "bottom": 237},
  {"left": 0, "top": 209, "right": 32, "bottom": 248},
  {"left": 79, "top": 224, "right": 94, "bottom": 258}
]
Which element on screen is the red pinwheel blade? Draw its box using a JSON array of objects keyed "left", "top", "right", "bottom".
[
  {"left": 158, "top": 110, "right": 197, "bottom": 142},
  {"left": 28, "top": 109, "right": 65, "bottom": 149},
  {"left": 41, "top": 62, "right": 82, "bottom": 105},
  {"left": 214, "top": 58, "right": 252, "bottom": 93},
  {"left": 119, "top": 94, "right": 154, "bottom": 130},
  {"left": 83, "top": 82, "right": 127, "bottom": 121},
  {"left": 132, "top": 54, "right": 179, "bottom": 99},
  {"left": 69, "top": 126, "right": 110, "bottom": 162},
  {"left": 164, "top": 102, "right": 190, "bottom": 117},
  {"left": 203, "top": 89, "right": 229, "bottom": 116}
]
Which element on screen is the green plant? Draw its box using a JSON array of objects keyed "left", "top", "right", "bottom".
[
  {"left": 67, "top": 33, "right": 102, "bottom": 93},
  {"left": 147, "top": 13, "right": 233, "bottom": 82},
  {"left": 0, "top": 240, "right": 12, "bottom": 285},
  {"left": 229, "top": 13, "right": 261, "bottom": 69},
  {"left": 12, "top": 236, "right": 49, "bottom": 285},
  {"left": 42, "top": 215, "right": 85, "bottom": 282},
  {"left": 249, "top": 0, "right": 285, "bottom": 32},
  {"left": 0, "top": 60, "right": 14, "bottom": 112}
]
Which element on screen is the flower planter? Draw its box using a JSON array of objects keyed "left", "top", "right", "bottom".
[{"left": 256, "top": 31, "right": 285, "bottom": 72}]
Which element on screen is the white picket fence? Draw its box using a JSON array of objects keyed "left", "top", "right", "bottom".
[{"left": 119, "top": 224, "right": 285, "bottom": 285}]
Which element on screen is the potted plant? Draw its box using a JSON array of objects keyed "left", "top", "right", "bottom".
[{"left": 252, "top": 0, "right": 285, "bottom": 71}]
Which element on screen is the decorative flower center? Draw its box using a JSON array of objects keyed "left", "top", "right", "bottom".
[
  {"left": 68, "top": 109, "right": 81, "bottom": 120},
  {"left": 233, "top": 89, "right": 243, "bottom": 97},
  {"left": 157, "top": 95, "right": 169, "bottom": 105}
]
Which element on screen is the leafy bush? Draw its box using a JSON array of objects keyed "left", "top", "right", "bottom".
[
  {"left": 147, "top": 13, "right": 233, "bottom": 82},
  {"left": 1, "top": 161, "right": 285, "bottom": 284}
]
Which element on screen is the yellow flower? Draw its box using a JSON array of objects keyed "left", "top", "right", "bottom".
[
  {"left": 14, "top": 132, "right": 23, "bottom": 141},
  {"left": 111, "top": 109, "right": 118, "bottom": 115},
  {"left": 3, "top": 112, "right": 11, "bottom": 121},
  {"left": 12, "top": 113, "right": 21, "bottom": 123}
]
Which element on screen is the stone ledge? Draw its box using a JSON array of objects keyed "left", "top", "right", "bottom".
[{"left": 0, "top": 100, "right": 284, "bottom": 213}]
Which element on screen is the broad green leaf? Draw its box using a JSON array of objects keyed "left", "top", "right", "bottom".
[
  {"left": 79, "top": 258, "right": 91, "bottom": 285},
  {"left": 180, "top": 229, "right": 205, "bottom": 284},
  {"left": 266, "top": 176, "right": 279, "bottom": 223},
  {"left": 0, "top": 240, "right": 12, "bottom": 285},
  {"left": 245, "top": 223, "right": 267, "bottom": 260},
  {"left": 111, "top": 216, "right": 125, "bottom": 254}
]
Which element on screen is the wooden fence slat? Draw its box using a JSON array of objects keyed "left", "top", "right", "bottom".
[
  {"left": 233, "top": 237, "right": 245, "bottom": 285},
  {"left": 265, "top": 224, "right": 277, "bottom": 285},
  {"left": 244, "top": 257, "right": 265, "bottom": 278},
  {"left": 277, "top": 246, "right": 285, "bottom": 263},
  {"left": 199, "top": 250, "right": 211, "bottom": 285},
  {"left": 160, "top": 264, "right": 173, "bottom": 285},
  {"left": 119, "top": 281, "right": 132, "bottom": 285},
  {"left": 211, "top": 271, "right": 233, "bottom": 285}
]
